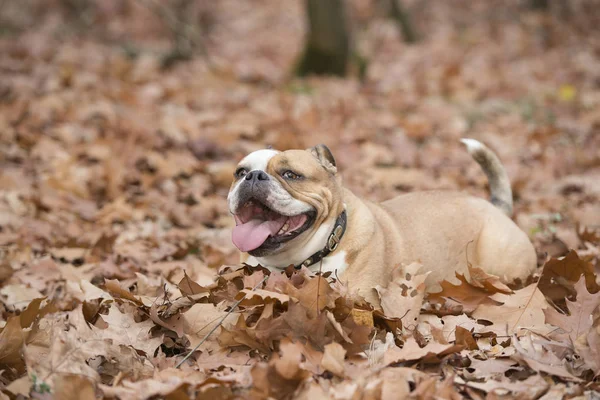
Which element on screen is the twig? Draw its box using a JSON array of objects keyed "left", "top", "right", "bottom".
[
  {"left": 316, "top": 258, "right": 323, "bottom": 316},
  {"left": 175, "top": 274, "right": 269, "bottom": 368}
]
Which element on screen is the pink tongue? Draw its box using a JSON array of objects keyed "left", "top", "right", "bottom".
[{"left": 232, "top": 218, "right": 287, "bottom": 252}]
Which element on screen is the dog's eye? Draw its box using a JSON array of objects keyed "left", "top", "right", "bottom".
[
  {"left": 235, "top": 168, "right": 248, "bottom": 178},
  {"left": 282, "top": 170, "right": 301, "bottom": 180}
]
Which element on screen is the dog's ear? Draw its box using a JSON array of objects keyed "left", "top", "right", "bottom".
[{"left": 307, "top": 144, "right": 337, "bottom": 174}]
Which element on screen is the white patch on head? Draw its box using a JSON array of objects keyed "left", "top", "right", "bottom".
[
  {"left": 460, "top": 138, "right": 483, "bottom": 155},
  {"left": 227, "top": 149, "right": 279, "bottom": 212},
  {"left": 239, "top": 149, "right": 280, "bottom": 171}
]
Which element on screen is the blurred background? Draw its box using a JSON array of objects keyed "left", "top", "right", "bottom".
[{"left": 0, "top": 0, "right": 599, "bottom": 282}]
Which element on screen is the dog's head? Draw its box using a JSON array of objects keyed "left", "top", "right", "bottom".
[{"left": 227, "top": 145, "right": 342, "bottom": 259}]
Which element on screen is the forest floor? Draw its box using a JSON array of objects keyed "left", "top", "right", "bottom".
[{"left": 1, "top": 1, "right": 599, "bottom": 399}]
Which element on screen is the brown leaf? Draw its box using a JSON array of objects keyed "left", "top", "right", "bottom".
[
  {"left": 321, "top": 342, "right": 346, "bottom": 377},
  {"left": 376, "top": 262, "right": 428, "bottom": 328},
  {"left": 350, "top": 308, "right": 374, "bottom": 327},
  {"left": 286, "top": 275, "right": 337, "bottom": 318},
  {"left": 538, "top": 250, "right": 600, "bottom": 308},
  {"left": 0, "top": 317, "right": 26, "bottom": 374},
  {"left": 544, "top": 276, "right": 600, "bottom": 345},
  {"left": 383, "top": 336, "right": 463, "bottom": 365},
  {"left": 53, "top": 374, "right": 96, "bottom": 400},
  {"left": 273, "top": 339, "right": 306, "bottom": 380},
  {"left": 178, "top": 272, "right": 211, "bottom": 297},
  {"left": 472, "top": 283, "right": 551, "bottom": 335},
  {"left": 98, "top": 305, "right": 163, "bottom": 356},
  {"left": 464, "top": 374, "right": 549, "bottom": 397},
  {"left": 0, "top": 284, "right": 43, "bottom": 311},
  {"left": 183, "top": 303, "right": 237, "bottom": 351},
  {"left": 103, "top": 279, "right": 144, "bottom": 306},
  {"left": 455, "top": 326, "right": 479, "bottom": 350},
  {"left": 150, "top": 303, "right": 185, "bottom": 338},
  {"left": 576, "top": 306, "right": 600, "bottom": 374},
  {"left": 235, "top": 288, "right": 290, "bottom": 306},
  {"left": 427, "top": 273, "right": 500, "bottom": 314},
  {"left": 512, "top": 333, "right": 582, "bottom": 381},
  {"left": 25, "top": 328, "right": 105, "bottom": 389},
  {"left": 467, "top": 264, "right": 512, "bottom": 294}
]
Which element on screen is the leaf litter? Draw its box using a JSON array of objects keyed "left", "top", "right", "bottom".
[{"left": 1, "top": 0, "right": 600, "bottom": 399}]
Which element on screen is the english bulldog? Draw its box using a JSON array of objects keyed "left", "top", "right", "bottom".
[{"left": 227, "top": 140, "right": 537, "bottom": 306}]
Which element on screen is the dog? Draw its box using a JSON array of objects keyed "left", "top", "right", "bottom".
[{"left": 227, "top": 140, "right": 537, "bottom": 306}]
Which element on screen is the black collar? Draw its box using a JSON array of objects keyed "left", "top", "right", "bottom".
[{"left": 295, "top": 210, "right": 347, "bottom": 269}]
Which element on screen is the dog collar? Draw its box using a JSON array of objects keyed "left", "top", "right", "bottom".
[{"left": 295, "top": 210, "right": 347, "bottom": 269}]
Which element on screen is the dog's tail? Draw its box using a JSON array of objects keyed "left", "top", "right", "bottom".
[{"left": 460, "top": 138, "right": 513, "bottom": 216}]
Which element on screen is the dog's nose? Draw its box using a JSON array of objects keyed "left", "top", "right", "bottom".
[{"left": 245, "top": 170, "right": 269, "bottom": 182}]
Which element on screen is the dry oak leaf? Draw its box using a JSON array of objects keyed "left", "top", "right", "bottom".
[
  {"left": 472, "top": 283, "right": 551, "bottom": 335},
  {"left": 285, "top": 275, "right": 337, "bottom": 318},
  {"left": 99, "top": 368, "right": 213, "bottom": 400},
  {"left": 538, "top": 250, "right": 599, "bottom": 306},
  {"left": 53, "top": 374, "right": 96, "bottom": 400},
  {"left": 251, "top": 341, "right": 311, "bottom": 399},
  {"left": 426, "top": 273, "right": 501, "bottom": 314},
  {"left": 218, "top": 315, "right": 270, "bottom": 354},
  {"left": 178, "top": 272, "right": 212, "bottom": 297},
  {"left": 544, "top": 276, "right": 600, "bottom": 345},
  {"left": 376, "top": 262, "right": 428, "bottom": 328},
  {"left": 0, "top": 298, "right": 53, "bottom": 374},
  {"left": 150, "top": 302, "right": 185, "bottom": 338},
  {"left": 103, "top": 279, "right": 145, "bottom": 306},
  {"left": 379, "top": 367, "right": 425, "bottom": 400},
  {"left": 383, "top": 336, "right": 463, "bottom": 365},
  {"left": 0, "top": 284, "right": 43, "bottom": 311},
  {"left": 418, "top": 313, "right": 489, "bottom": 343},
  {"left": 0, "top": 317, "right": 27, "bottom": 373},
  {"left": 461, "top": 374, "right": 549, "bottom": 398},
  {"left": 411, "top": 374, "right": 463, "bottom": 400},
  {"left": 98, "top": 305, "right": 163, "bottom": 356},
  {"left": 455, "top": 326, "right": 478, "bottom": 350},
  {"left": 321, "top": 342, "right": 347, "bottom": 377},
  {"left": 512, "top": 333, "right": 582, "bottom": 381},
  {"left": 274, "top": 339, "right": 309, "bottom": 380},
  {"left": 467, "top": 264, "right": 512, "bottom": 293},
  {"left": 25, "top": 328, "right": 106, "bottom": 388},
  {"left": 235, "top": 288, "right": 290, "bottom": 306},
  {"left": 575, "top": 306, "right": 600, "bottom": 374},
  {"left": 466, "top": 357, "right": 519, "bottom": 379},
  {"left": 183, "top": 303, "right": 237, "bottom": 351},
  {"left": 65, "top": 279, "right": 113, "bottom": 303}
]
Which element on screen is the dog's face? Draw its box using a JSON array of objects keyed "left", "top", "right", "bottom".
[{"left": 228, "top": 145, "right": 342, "bottom": 258}]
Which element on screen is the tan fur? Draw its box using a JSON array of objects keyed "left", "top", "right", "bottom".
[
  {"left": 337, "top": 190, "right": 536, "bottom": 305},
  {"left": 230, "top": 143, "right": 538, "bottom": 308}
]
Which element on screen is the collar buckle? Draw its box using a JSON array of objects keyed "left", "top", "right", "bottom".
[{"left": 327, "top": 225, "right": 344, "bottom": 251}]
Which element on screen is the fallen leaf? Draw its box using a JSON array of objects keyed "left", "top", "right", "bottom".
[
  {"left": 98, "top": 305, "right": 163, "bottom": 356},
  {"left": 321, "top": 342, "right": 346, "bottom": 377},
  {"left": 376, "top": 262, "right": 428, "bottom": 329},
  {"left": 53, "top": 374, "right": 96, "bottom": 400},
  {"left": 538, "top": 251, "right": 599, "bottom": 308},
  {"left": 544, "top": 276, "right": 600, "bottom": 345},
  {"left": 472, "top": 283, "right": 551, "bottom": 335},
  {"left": 183, "top": 303, "right": 237, "bottom": 351},
  {"left": 384, "top": 336, "right": 463, "bottom": 365}
]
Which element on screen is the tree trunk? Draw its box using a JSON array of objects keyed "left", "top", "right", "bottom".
[
  {"left": 389, "top": 0, "right": 418, "bottom": 43},
  {"left": 297, "top": 0, "right": 351, "bottom": 77},
  {"left": 529, "top": 0, "right": 549, "bottom": 10}
]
